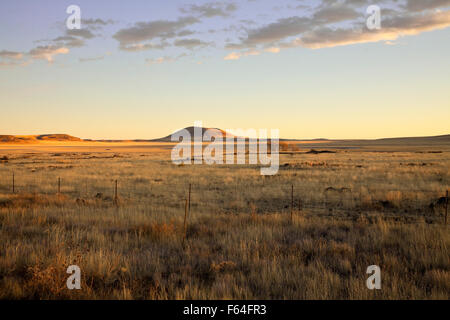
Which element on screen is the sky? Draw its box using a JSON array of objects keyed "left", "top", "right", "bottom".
[{"left": 0, "top": 0, "right": 449, "bottom": 140}]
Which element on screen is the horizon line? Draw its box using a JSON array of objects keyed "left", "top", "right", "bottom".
[{"left": 1, "top": 130, "right": 450, "bottom": 143}]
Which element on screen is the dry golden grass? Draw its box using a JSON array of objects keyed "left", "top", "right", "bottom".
[{"left": 0, "top": 143, "right": 449, "bottom": 299}]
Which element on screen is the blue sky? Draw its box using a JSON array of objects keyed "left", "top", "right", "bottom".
[{"left": 0, "top": 0, "right": 449, "bottom": 139}]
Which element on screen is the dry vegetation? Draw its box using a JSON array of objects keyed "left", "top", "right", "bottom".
[{"left": 0, "top": 144, "right": 449, "bottom": 299}]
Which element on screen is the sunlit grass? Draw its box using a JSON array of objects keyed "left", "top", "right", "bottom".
[{"left": 0, "top": 148, "right": 448, "bottom": 299}]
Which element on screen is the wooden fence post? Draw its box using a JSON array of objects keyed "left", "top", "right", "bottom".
[
  {"left": 183, "top": 198, "right": 188, "bottom": 245},
  {"left": 12, "top": 172, "right": 15, "bottom": 193},
  {"left": 183, "top": 184, "right": 191, "bottom": 246},
  {"left": 188, "top": 183, "right": 191, "bottom": 215},
  {"left": 58, "top": 177, "right": 61, "bottom": 194},
  {"left": 114, "top": 180, "right": 118, "bottom": 204}
]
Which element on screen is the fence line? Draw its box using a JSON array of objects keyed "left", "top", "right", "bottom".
[{"left": 1, "top": 171, "right": 448, "bottom": 224}]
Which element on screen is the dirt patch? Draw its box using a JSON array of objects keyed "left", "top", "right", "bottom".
[
  {"left": 305, "top": 149, "right": 337, "bottom": 154},
  {"left": 400, "top": 162, "right": 433, "bottom": 166},
  {"left": 325, "top": 187, "right": 351, "bottom": 193}
]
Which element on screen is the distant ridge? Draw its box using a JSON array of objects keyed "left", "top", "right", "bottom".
[
  {"left": 0, "top": 129, "right": 449, "bottom": 145},
  {"left": 0, "top": 134, "right": 82, "bottom": 144},
  {"left": 152, "top": 128, "right": 450, "bottom": 144},
  {"left": 329, "top": 134, "right": 450, "bottom": 145},
  {"left": 373, "top": 134, "right": 450, "bottom": 143}
]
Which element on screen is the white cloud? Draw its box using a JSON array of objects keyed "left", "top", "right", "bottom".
[
  {"left": 224, "top": 49, "right": 260, "bottom": 60},
  {"left": 264, "top": 47, "right": 280, "bottom": 53},
  {"left": 0, "top": 50, "right": 23, "bottom": 60}
]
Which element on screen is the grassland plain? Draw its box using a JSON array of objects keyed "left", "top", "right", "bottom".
[{"left": 0, "top": 143, "right": 449, "bottom": 299}]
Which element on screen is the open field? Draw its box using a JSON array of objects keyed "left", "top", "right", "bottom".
[{"left": 0, "top": 141, "right": 449, "bottom": 299}]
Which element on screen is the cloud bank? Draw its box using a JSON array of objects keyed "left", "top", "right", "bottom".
[{"left": 1, "top": 1, "right": 449, "bottom": 66}]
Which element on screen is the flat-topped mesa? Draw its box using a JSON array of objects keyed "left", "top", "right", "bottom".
[{"left": 36, "top": 134, "right": 83, "bottom": 142}]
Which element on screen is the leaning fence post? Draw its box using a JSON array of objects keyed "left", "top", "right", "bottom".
[
  {"left": 445, "top": 190, "right": 448, "bottom": 225},
  {"left": 291, "top": 184, "right": 294, "bottom": 223}
]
